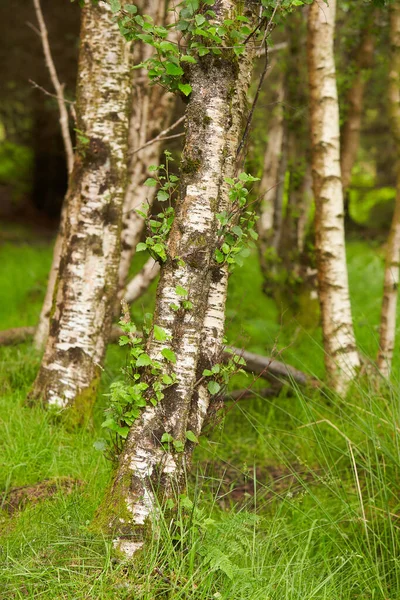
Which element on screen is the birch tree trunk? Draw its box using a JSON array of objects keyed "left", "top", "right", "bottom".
[
  {"left": 257, "top": 74, "right": 286, "bottom": 287},
  {"left": 307, "top": 0, "right": 359, "bottom": 391},
  {"left": 30, "top": 1, "right": 132, "bottom": 416},
  {"left": 34, "top": 0, "right": 175, "bottom": 349},
  {"left": 258, "top": 75, "right": 285, "bottom": 254},
  {"left": 94, "top": 0, "right": 256, "bottom": 557},
  {"left": 377, "top": 2, "right": 400, "bottom": 377},
  {"left": 340, "top": 13, "right": 375, "bottom": 194},
  {"left": 118, "top": 0, "right": 176, "bottom": 299}
]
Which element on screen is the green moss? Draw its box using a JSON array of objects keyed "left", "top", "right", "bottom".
[
  {"left": 181, "top": 157, "right": 201, "bottom": 174},
  {"left": 65, "top": 372, "right": 101, "bottom": 429}
]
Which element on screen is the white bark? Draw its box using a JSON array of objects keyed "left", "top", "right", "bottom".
[
  {"left": 124, "top": 258, "right": 160, "bottom": 304},
  {"left": 308, "top": 0, "right": 360, "bottom": 391},
  {"left": 117, "top": 0, "right": 177, "bottom": 298},
  {"left": 97, "top": 0, "right": 257, "bottom": 555},
  {"left": 377, "top": 2, "right": 400, "bottom": 377},
  {"left": 258, "top": 75, "right": 285, "bottom": 251},
  {"left": 30, "top": 1, "right": 132, "bottom": 414}
]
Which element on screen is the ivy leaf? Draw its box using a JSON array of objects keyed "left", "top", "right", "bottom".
[
  {"left": 136, "top": 242, "right": 147, "bottom": 252},
  {"left": 165, "top": 63, "right": 184, "bottom": 76},
  {"left": 185, "top": 430, "right": 199, "bottom": 443},
  {"left": 178, "top": 83, "right": 192, "bottom": 97},
  {"left": 161, "top": 432, "right": 173, "bottom": 443},
  {"left": 136, "top": 353, "right": 152, "bottom": 367},
  {"left": 162, "top": 374, "right": 173, "bottom": 385},
  {"left": 208, "top": 380, "right": 221, "bottom": 395},
  {"left": 144, "top": 178, "right": 158, "bottom": 187},
  {"left": 119, "top": 335, "right": 130, "bottom": 346},
  {"left": 154, "top": 325, "right": 167, "bottom": 341},
  {"left": 161, "top": 348, "right": 177, "bottom": 363}
]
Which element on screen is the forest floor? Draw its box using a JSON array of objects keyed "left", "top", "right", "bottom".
[{"left": 1, "top": 230, "right": 400, "bottom": 599}]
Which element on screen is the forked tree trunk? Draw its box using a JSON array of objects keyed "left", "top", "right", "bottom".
[
  {"left": 95, "top": 0, "right": 256, "bottom": 557},
  {"left": 307, "top": 0, "right": 359, "bottom": 391},
  {"left": 377, "top": 2, "right": 400, "bottom": 377},
  {"left": 340, "top": 13, "right": 375, "bottom": 195},
  {"left": 30, "top": 1, "right": 132, "bottom": 415}
]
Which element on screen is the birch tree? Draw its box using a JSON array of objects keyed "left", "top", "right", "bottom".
[
  {"left": 117, "top": 0, "right": 178, "bottom": 300},
  {"left": 307, "top": 0, "right": 359, "bottom": 391},
  {"left": 340, "top": 10, "right": 375, "bottom": 195},
  {"left": 258, "top": 73, "right": 286, "bottom": 283},
  {"left": 30, "top": 0, "right": 132, "bottom": 416},
  {"left": 377, "top": 1, "right": 400, "bottom": 377},
  {"left": 94, "top": 0, "right": 260, "bottom": 557}
]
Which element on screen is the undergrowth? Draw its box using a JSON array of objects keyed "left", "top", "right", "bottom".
[{"left": 1, "top": 236, "right": 400, "bottom": 598}]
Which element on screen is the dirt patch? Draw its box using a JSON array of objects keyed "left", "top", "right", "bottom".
[
  {"left": 196, "top": 462, "right": 318, "bottom": 508},
  {"left": 1, "top": 476, "right": 84, "bottom": 514}
]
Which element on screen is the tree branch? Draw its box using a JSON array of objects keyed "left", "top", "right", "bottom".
[{"left": 32, "top": 0, "right": 74, "bottom": 174}]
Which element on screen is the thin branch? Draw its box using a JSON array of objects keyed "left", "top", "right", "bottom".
[
  {"left": 29, "top": 79, "right": 75, "bottom": 104},
  {"left": 237, "top": 42, "right": 269, "bottom": 158},
  {"left": 129, "top": 116, "right": 185, "bottom": 155},
  {"left": 32, "top": 0, "right": 74, "bottom": 174}
]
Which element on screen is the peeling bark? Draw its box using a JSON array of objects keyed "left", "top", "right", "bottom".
[
  {"left": 95, "top": 0, "right": 257, "bottom": 557},
  {"left": 30, "top": 1, "right": 132, "bottom": 415},
  {"left": 307, "top": 0, "right": 360, "bottom": 391},
  {"left": 377, "top": 2, "right": 400, "bottom": 377}
]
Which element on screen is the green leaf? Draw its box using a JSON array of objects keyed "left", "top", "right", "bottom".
[
  {"left": 162, "top": 374, "right": 173, "bottom": 385},
  {"left": 153, "top": 325, "right": 167, "bottom": 341},
  {"left": 161, "top": 432, "right": 173, "bottom": 443},
  {"left": 169, "top": 303, "right": 180, "bottom": 311},
  {"left": 109, "top": 0, "right": 121, "bottom": 11},
  {"left": 208, "top": 380, "right": 221, "bottom": 395},
  {"left": 173, "top": 439, "right": 185, "bottom": 453},
  {"left": 180, "top": 55, "right": 197, "bottom": 64},
  {"left": 178, "top": 83, "right": 192, "bottom": 97},
  {"left": 176, "top": 285, "right": 188, "bottom": 296},
  {"left": 195, "top": 13, "right": 206, "bottom": 25},
  {"left": 125, "top": 3, "right": 138, "bottom": 13},
  {"left": 136, "top": 353, "right": 152, "bottom": 367},
  {"left": 165, "top": 63, "right": 184, "bottom": 76},
  {"left": 215, "top": 249, "right": 225, "bottom": 264},
  {"left": 119, "top": 335, "right": 130, "bottom": 346},
  {"left": 161, "top": 348, "right": 177, "bottom": 363},
  {"left": 185, "top": 430, "right": 199, "bottom": 443},
  {"left": 157, "top": 189, "right": 169, "bottom": 202},
  {"left": 144, "top": 178, "right": 157, "bottom": 187}
]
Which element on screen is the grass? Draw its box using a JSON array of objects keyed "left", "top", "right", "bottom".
[{"left": 1, "top": 234, "right": 400, "bottom": 598}]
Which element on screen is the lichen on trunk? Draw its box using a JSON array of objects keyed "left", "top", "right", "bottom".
[{"left": 94, "top": 0, "right": 257, "bottom": 557}]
